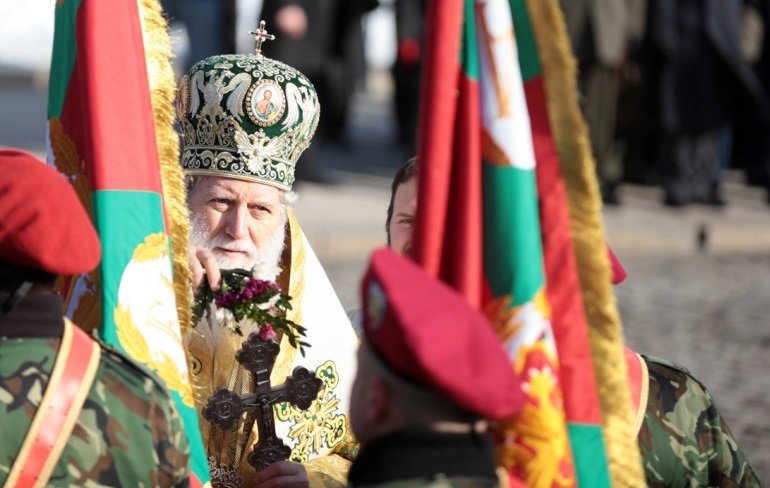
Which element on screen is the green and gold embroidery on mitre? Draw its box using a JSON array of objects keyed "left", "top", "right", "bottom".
[{"left": 177, "top": 24, "right": 319, "bottom": 191}]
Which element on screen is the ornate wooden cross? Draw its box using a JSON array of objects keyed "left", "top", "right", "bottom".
[
  {"left": 203, "top": 332, "right": 322, "bottom": 470},
  {"left": 249, "top": 20, "right": 275, "bottom": 57}
]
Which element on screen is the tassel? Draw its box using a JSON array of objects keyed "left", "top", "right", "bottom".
[
  {"left": 526, "top": 0, "right": 645, "bottom": 485},
  {"left": 137, "top": 0, "right": 193, "bottom": 332}
]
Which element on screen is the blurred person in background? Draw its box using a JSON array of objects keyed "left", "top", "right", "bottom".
[
  {"left": 733, "top": 0, "right": 770, "bottom": 204},
  {"left": 559, "top": 0, "right": 648, "bottom": 205},
  {"left": 260, "top": 0, "right": 378, "bottom": 182},
  {"left": 645, "top": 0, "right": 768, "bottom": 207},
  {"left": 392, "top": 0, "right": 425, "bottom": 153},
  {"left": 162, "top": 0, "right": 236, "bottom": 71}
]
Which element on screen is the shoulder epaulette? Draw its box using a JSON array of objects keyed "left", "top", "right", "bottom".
[{"left": 640, "top": 354, "right": 713, "bottom": 390}]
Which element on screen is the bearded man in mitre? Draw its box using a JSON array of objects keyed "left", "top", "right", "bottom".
[{"left": 177, "top": 32, "right": 359, "bottom": 488}]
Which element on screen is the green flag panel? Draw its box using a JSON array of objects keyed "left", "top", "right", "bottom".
[
  {"left": 461, "top": 0, "right": 480, "bottom": 80},
  {"left": 48, "top": 0, "right": 83, "bottom": 118},
  {"left": 483, "top": 164, "right": 544, "bottom": 305},
  {"left": 509, "top": 0, "right": 541, "bottom": 82},
  {"left": 568, "top": 424, "right": 613, "bottom": 487},
  {"left": 92, "top": 190, "right": 165, "bottom": 344}
]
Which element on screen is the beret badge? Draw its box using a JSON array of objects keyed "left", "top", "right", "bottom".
[{"left": 366, "top": 280, "right": 387, "bottom": 331}]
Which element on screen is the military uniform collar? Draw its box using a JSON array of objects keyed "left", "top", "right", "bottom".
[
  {"left": 0, "top": 291, "right": 65, "bottom": 338},
  {"left": 348, "top": 428, "right": 499, "bottom": 487}
]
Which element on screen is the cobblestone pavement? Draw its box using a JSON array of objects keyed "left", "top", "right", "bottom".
[
  {"left": 606, "top": 184, "right": 770, "bottom": 481},
  {"left": 617, "top": 253, "right": 770, "bottom": 480}
]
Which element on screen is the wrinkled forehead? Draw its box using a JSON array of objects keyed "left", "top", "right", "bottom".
[
  {"left": 190, "top": 175, "right": 284, "bottom": 203},
  {"left": 393, "top": 177, "right": 418, "bottom": 210}
]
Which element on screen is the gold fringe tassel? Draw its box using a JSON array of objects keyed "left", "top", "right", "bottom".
[
  {"left": 138, "top": 0, "right": 193, "bottom": 331},
  {"left": 525, "top": 0, "right": 646, "bottom": 486}
]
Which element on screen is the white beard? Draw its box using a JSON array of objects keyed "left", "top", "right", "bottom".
[{"left": 189, "top": 212, "right": 287, "bottom": 281}]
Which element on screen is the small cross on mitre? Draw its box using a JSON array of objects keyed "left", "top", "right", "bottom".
[{"left": 249, "top": 20, "right": 275, "bottom": 57}]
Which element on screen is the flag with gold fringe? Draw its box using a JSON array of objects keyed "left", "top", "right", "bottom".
[
  {"left": 47, "top": 0, "right": 209, "bottom": 485},
  {"left": 413, "top": 0, "right": 645, "bottom": 486}
]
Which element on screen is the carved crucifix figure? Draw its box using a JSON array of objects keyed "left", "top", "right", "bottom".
[{"left": 203, "top": 332, "right": 322, "bottom": 471}]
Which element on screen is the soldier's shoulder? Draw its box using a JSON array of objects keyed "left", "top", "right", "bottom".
[
  {"left": 76, "top": 336, "right": 190, "bottom": 485},
  {"left": 641, "top": 354, "right": 712, "bottom": 398},
  {"left": 640, "top": 353, "right": 689, "bottom": 372},
  {"left": 91, "top": 334, "right": 171, "bottom": 394}
]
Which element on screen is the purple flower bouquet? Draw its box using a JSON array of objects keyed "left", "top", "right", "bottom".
[{"left": 192, "top": 269, "right": 308, "bottom": 354}]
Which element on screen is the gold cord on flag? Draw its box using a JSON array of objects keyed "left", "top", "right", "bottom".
[
  {"left": 138, "top": 0, "right": 193, "bottom": 331},
  {"left": 525, "top": 0, "right": 646, "bottom": 485}
]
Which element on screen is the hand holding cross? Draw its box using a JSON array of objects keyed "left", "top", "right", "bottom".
[{"left": 203, "top": 332, "right": 322, "bottom": 471}]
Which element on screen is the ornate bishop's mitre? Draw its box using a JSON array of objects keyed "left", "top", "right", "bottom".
[{"left": 176, "top": 40, "right": 320, "bottom": 191}]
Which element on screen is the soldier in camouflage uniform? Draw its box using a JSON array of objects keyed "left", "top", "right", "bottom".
[
  {"left": 382, "top": 158, "right": 762, "bottom": 487},
  {"left": 639, "top": 355, "right": 762, "bottom": 487},
  {"left": 348, "top": 249, "right": 525, "bottom": 488},
  {"left": 0, "top": 149, "right": 190, "bottom": 487}
]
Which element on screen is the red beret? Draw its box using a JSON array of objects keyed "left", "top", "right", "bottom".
[
  {"left": 0, "top": 149, "right": 100, "bottom": 275},
  {"left": 360, "top": 248, "right": 524, "bottom": 420},
  {"left": 607, "top": 244, "right": 627, "bottom": 285}
]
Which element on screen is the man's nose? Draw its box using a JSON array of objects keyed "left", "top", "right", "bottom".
[{"left": 225, "top": 206, "right": 248, "bottom": 240}]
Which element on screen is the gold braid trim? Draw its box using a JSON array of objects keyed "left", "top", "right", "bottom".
[
  {"left": 272, "top": 209, "right": 305, "bottom": 383},
  {"left": 525, "top": 0, "right": 645, "bottom": 485},
  {"left": 138, "top": 0, "right": 193, "bottom": 332}
]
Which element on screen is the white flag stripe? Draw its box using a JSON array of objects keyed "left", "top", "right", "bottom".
[{"left": 476, "top": 0, "right": 536, "bottom": 170}]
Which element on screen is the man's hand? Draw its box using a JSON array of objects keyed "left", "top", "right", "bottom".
[
  {"left": 253, "top": 461, "right": 308, "bottom": 488},
  {"left": 190, "top": 246, "right": 221, "bottom": 291}
]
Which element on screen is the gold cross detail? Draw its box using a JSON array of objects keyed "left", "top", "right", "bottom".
[{"left": 249, "top": 20, "right": 275, "bottom": 57}]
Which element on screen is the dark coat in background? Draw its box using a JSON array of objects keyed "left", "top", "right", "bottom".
[
  {"left": 560, "top": 0, "right": 647, "bottom": 203},
  {"left": 260, "top": 0, "right": 377, "bottom": 140},
  {"left": 645, "top": 0, "right": 768, "bottom": 204},
  {"left": 733, "top": 0, "right": 770, "bottom": 193},
  {"left": 647, "top": 0, "right": 766, "bottom": 134},
  {"left": 392, "top": 0, "right": 425, "bottom": 152}
]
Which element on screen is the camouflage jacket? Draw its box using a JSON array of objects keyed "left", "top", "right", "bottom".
[
  {"left": 0, "top": 293, "right": 190, "bottom": 487},
  {"left": 639, "top": 355, "right": 762, "bottom": 487},
  {"left": 348, "top": 429, "right": 501, "bottom": 488}
]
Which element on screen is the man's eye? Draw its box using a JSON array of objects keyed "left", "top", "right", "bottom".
[
  {"left": 250, "top": 205, "right": 271, "bottom": 215},
  {"left": 210, "top": 199, "right": 230, "bottom": 210},
  {"left": 399, "top": 218, "right": 413, "bottom": 225}
]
